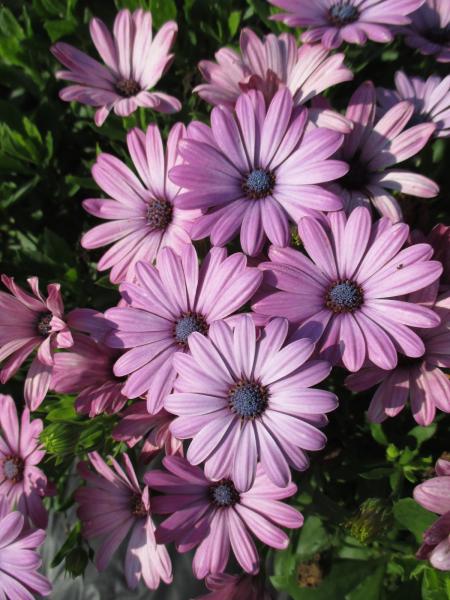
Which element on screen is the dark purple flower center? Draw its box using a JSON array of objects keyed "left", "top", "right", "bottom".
[
  {"left": 326, "top": 280, "right": 364, "bottom": 313},
  {"left": 174, "top": 313, "right": 208, "bottom": 347},
  {"left": 425, "top": 27, "right": 450, "bottom": 45},
  {"left": 328, "top": 3, "right": 359, "bottom": 26},
  {"left": 115, "top": 78, "right": 141, "bottom": 97},
  {"left": 2, "top": 455, "right": 24, "bottom": 483},
  {"left": 147, "top": 198, "right": 173, "bottom": 230},
  {"left": 209, "top": 479, "right": 240, "bottom": 508},
  {"left": 228, "top": 381, "right": 268, "bottom": 419},
  {"left": 341, "top": 158, "right": 370, "bottom": 191},
  {"left": 243, "top": 169, "right": 275, "bottom": 199},
  {"left": 130, "top": 493, "right": 148, "bottom": 517},
  {"left": 37, "top": 312, "right": 52, "bottom": 337}
]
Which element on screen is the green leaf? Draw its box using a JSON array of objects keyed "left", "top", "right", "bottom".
[
  {"left": 346, "top": 563, "right": 385, "bottom": 600},
  {"left": 296, "top": 516, "right": 330, "bottom": 559},
  {"left": 228, "top": 10, "right": 241, "bottom": 37},
  {"left": 369, "top": 423, "right": 389, "bottom": 446},
  {"left": 422, "top": 567, "right": 450, "bottom": 600},
  {"left": 149, "top": 0, "right": 177, "bottom": 28},
  {"left": 393, "top": 498, "right": 436, "bottom": 543},
  {"left": 408, "top": 423, "right": 437, "bottom": 448}
]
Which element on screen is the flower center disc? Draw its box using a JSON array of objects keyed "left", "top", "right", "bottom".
[
  {"left": 147, "top": 198, "right": 173, "bottom": 230},
  {"left": 328, "top": 3, "right": 359, "bottom": 25},
  {"left": 37, "top": 312, "right": 52, "bottom": 337},
  {"left": 115, "top": 78, "right": 141, "bottom": 97},
  {"left": 228, "top": 381, "right": 268, "bottom": 419},
  {"left": 130, "top": 493, "right": 147, "bottom": 517},
  {"left": 2, "top": 455, "right": 24, "bottom": 483},
  {"left": 174, "top": 313, "right": 208, "bottom": 347},
  {"left": 209, "top": 479, "right": 240, "bottom": 507},
  {"left": 243, "top": 169, "right": 275, "bottom": 199},
  {"left": 326, "top": 280, "right": 364, "bottom": 313}
]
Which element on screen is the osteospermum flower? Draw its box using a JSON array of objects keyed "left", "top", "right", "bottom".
[
  {"left": 165, "top": 315, "right": 337, "bottom": 491},
  {"left": 378, "top": 72, "right": 450, "bottom": 138},
  {"left": 195, "top": 28, "right": 352, "bottom": 131},
  {"left": 76, "top": 451, "right": 172, "bottom": 590},
  {"left": 145, "top": 456, "right": 303, "bottom": 579},
  {"left": 198, "top": 573, "right": 271, "bottom": 600},
  {"left": 0, "top": 497, "right": 51, "bottom": 598},
  {"left": 253, "top": 207, "right": 443, "bottom": 373},
  {"left": 401, "top": 0, "right": 450, "bottom": 63},
  {"left": 113, "top": 403, "right": 182, "bottom": 463},
  {"left": 105, "top": 245, "right": 262, "bottom": 414},
  {"left": 170, "top": 88, "right": 347, "bottom": 256},
  {"left": 330, "top": 81, "right": 438, "bottom": 221},
  {"left": 82, "top": 123, "right": 200, "bottom": 284},
  {"left": 346, "top": 291, "right": 450, "bottom": 425},
  {"left": 51, "top": 9, "right": 181, "bottom": 125},
  {"left": 0, "top": 394, "right": 48, "bottom": 528},
  {"left": 0, "top": 275, "right": 73, "bottom": 410},
  {"left": 413, "top": 458, "right": 450, "bottom": 570},
  {"left": 268, "top": 0, "right": 423, "bottom": 50}
]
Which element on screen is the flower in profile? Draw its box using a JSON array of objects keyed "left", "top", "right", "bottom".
[
  {"left": 51, "top": 9, "right": 181, "bottom": 125},
  {"left": 268, "top": 0, "right": 423, "bottom": 50},
  {"left": 170, "top": 88, "right": 347, "bottom": 256},
  {"left": 253, "top": 207, "right": 443, "bottom": 373},
  {"left": 197, "top": 573, "right": 271, "bottom": 599},
  {"left": 145, "top": 456, "right": 303, "bottom": 579},
  {"left": 51, "top": 310, "right": 127, "bottom": 417},
  {"left": 76, "top": 451, "right": 172, "bottom": 590},
  {"left": 105, "top": 245, "right": 262, "bottom": 414},
  {"left": 195, "top": 28, "right": 352, "bottom": 131},
  {"left": 113, "top": 402, "right": 182, "bottom": 462},
  {"left": 165, "top": 315, "right": 337, "bottom": 491},
  {"left": 378, "top": 72, "right": 450, "bottom": 138},
  {"left": 0, "top": 275, "right": 73, "bottom": 410},
  {"left": 413, "top": 458, "right": 450, "bottom": 570},
  {"left": 0, "top": 497, "right": 51, "bottom": 598},
  {"left": 82, "top": 123, "right": 200, "bottom": 283},
  {"left": 0, "top": 394, "right": 48, "bottom": 528},
  {"left": 329, "top": 81, "right": 438, "bottom": 221},
  {"left": 346, "top": 291, "right": 450, "bottom": 425},
  {"left": 401, "top": 0, "right": 450, "bottom": 63}
]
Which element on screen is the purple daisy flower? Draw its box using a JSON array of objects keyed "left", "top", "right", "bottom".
[
  {"left": 0, "top": 497, "right": 51, "bottom": 598},
  {"left": 51, "top": 9, "right": 181, "bottom": 126},
  {"left": 170, "top": 88, "right": 347, "bottom": 256},
  {"left": 76, "top": 451, "right": 172, "bottom": 590},
  {"left": 253, "top": 207, "right": 443, "bottom": 373},
  {"left": 195, "top": 28, "right": 353, "bottom": 131},
  {"left": 105, "top": 245, "right": 262, "bottom": 414},
  {"left": 402, "top": 0, "right": 450, "bottom": 63},
  {"left": 165, "top": 315, "right": 337, "bottom": 491},
  {"left": 145, "top": 456, "right": 303, "bottom": 579},
  {"left": 82, "top": 123, "right": 201, "bottom": 283},
  {"left": 329, "top": 81, "right": 438, "bottom": 221},
  {"left": 413, "top": 458, "right": 450, "bottom": 570},
  {"left": 346, "top": 290, "right": 450, "bottom": 425},
  {"left": 198, "top": 573, "right": 271, "bottom": 600},
  {"left": 378, "top": 72, "right": 450, "bottom": 138},
  {"left": 268, "top": 0, "right": 424, "bottom": 50}
]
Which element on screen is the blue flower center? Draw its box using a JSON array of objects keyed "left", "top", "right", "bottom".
[
  {"left": 326, "top": 280, "right": 363, "bottom": 313},
  {"left": 115, "top": 78, "right": 141, "bottom": 97},
  {"left": 2, "top": 455, "right": 24, "bottom": 482},
  {"left": 147, "top": 198, "right": 173, "bottom": 230},
  {"left": 228, "top": 381, "right": 268, "bottom": 419},
  {"left": 243, "top": 169, "right": 275, "bottom": 199},
  {"left": 209, "top": 480, "right": 240, "bottom": 507},
  {"left": 329, "top": 3, "right": 359, "bottom": 25},
  {"left": 174, "top": 313, "right": 208, "bottom": 347},
  {"left": 37, "top": 312, "right": 52, "bottom": 337}
]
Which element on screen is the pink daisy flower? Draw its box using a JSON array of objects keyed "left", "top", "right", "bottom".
[
  {"left": 51, "top": 310, "right": 127, "bottom": 417},
  {"left": 414, "top": 458, "right": 450, "bottom": 570},
  {"left": 170, "top": 88, "right": 347, "bottom": 256},
  {"left": 165, "top": 315, "right": 337, "bottom": 491},
  {"left": 105, "top": 245, "right": 262, "bottom": 414},
  {"left": 329, "top": 81, "right": 438, "bottom": 221},
  {"left": 429, "top": 224, "right": 450, "bottom": 288},
  {"left": 0, "top": 275, "right": 73, "bottom": 410},
  {"left": 198, "top": 573, "right": 271, "bottom": 600},
  {"left": 0, "top": 394, "right": 48, "bottom": 528},
  {"left": 346, "top": 291, "right": 450, "bottom": 425},
  {"left": 195, "top": 28, "right": 352, "bottom": 131},
  {"left": 113, "top": 403, "right": 182, "bottom": 463},
  {"left": 0, "top": 497, "right": 51, "bottom": 598},
  {"left": 253, "top": 207, "right": 443, "bottom": 373},
  {"left": 145, "top": 456, "right": 303, "bottom": 579},
  {"left": 76, "top": 451, "right": 172, "bottom": 590},
  {"left": 82, "top": 122, "right": 200, "bottom": 284},
  {"left": 378, "top": 72, "right": 450, "bottom": 138},
  {"left": 268, "top": 0, "right": 423, "bottom": 49},
  {"left": 402, "top": 0, "right": 450, "bottom": 63},
  {"left": 51, "top": 9, "right": 181, "bottom": 126}
]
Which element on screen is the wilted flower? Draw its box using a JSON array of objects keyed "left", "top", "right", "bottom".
[
  {"left": 401, "top": 0, "right": 450, "bottom": 63},
  {"left": 146, "top": 456, "right": 303, "bottom": 579},
  {"left": 51, "top": 9, "right": 181, "bottom": 125}
]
